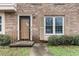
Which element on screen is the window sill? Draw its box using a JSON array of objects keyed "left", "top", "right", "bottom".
[
  {"left": 0, "top": 32, "right": 5, "bottom": 34},
  {"left": 44, "top": 33, "right": 64, "bottom": 36}
]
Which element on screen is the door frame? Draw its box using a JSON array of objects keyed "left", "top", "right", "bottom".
[{"left": 17, "top": 14, "right": 32, "bottom": 41}]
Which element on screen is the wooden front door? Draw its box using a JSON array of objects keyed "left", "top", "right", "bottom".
[{"left": 20, "top": 16, "right": 30, "bottom": 40}]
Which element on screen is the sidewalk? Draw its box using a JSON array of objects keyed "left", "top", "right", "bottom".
[{"left": 30, "top": 43, "right": 51, "bottom": 56}]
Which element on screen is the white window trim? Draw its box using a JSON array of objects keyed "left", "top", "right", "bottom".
[
  {"left": 0, "top": 13, "right": 5, "bottom": 34},
  {"left": 44, "top": 16, "right": 64, "bottom": 35}
]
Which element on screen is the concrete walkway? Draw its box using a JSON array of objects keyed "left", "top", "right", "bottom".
[{"left": 30, "top": 43, "right": 51, "bottom": 56}]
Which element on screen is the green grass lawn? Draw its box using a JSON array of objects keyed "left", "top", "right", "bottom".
[
  {"left": 0, "top": 46, "right": 30, "bottom": 56},
  {"left": 48, "top": 46, "right": 79, "bottom": 56}
]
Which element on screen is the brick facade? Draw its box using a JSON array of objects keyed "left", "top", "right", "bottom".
[
  {"left": 5, "top": 12, "right": 17, "bottom": 41},
  {"left": 3, "top": 3, "right": 79, "bottom": 42}
]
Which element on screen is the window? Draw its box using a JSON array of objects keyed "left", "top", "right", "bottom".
[
  {"left": 0, "top": 13, "right": 5, "bottom": 34},
  {"left": 0, "top": 16, "right": 2, "bottom": 32},
  {"left": 45, "top": 16, "right": 53, "bottom": 33},
  {"left": 0, "top": 15, "right": 5, "bottom": 34},
  {"left": 44, "top": 16, "right": 64, "bottom": 35},
  {"left": 55, "top": 16, "right": 63, "bottom": 34}
]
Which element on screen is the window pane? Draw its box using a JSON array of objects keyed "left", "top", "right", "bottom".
[
  {"left": 0, "top": 16, "right": 2, "bottom": 23},
  {"left": 46, "top": 17, "right": 53, "bottom": 26},
  {"left": 55, "top": 16, "right": 63, "bottom": 34},
  {"left": 45, "top": 16, "right": 53, "bottom": 33},
  {"left": 55, "top": 26, "right": 62, "bottom": 33},
  {"left": 0, "top": 25, "right": 2, "bottom": 31},
  {"left": 55, "top": 16, "right": 63, "bottom": 26},
  {"left": 46, "top": 26, "right": 53, "bottom": 33}
]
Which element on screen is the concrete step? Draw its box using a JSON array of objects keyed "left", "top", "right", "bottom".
[{"left": 10, "top": 41, "right": 35, "bottom": 47}]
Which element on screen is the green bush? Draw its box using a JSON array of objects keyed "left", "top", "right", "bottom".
[
  {"left": 73, "top": 35, "right": 79, "bottom": 45},
  {"left": 48, "top": 35, "right": 79, "bottom": 46},
  {"left": 0, "top": 35, "right": 11, "bottom": 46}
]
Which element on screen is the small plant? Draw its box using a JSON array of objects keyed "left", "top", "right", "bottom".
[
  {"left": 48, "top": 35, "right": 79, "bottom": 46},
  {"left": 0, "top": 35, "right": 11, "bottom": 46}
]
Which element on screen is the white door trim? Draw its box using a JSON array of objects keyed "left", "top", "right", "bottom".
[{"left": 17, "top": 14, "right": 32, "bottom": 41}]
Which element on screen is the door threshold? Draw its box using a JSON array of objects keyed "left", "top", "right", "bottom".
[{"left": 19, "top": 39, "right": 30, "bottom": 41}]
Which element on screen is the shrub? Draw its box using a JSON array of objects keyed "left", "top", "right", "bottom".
[
  {"left": 48, "top": 35, "right": 79, "bottom": 46},
  {"left": 0, "top": 35, "right": 11, "bottom": 46},
  {"left": 73, "top": 35, "right": 79, "bottom": 45}
]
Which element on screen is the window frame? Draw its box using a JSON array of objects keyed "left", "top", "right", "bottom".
[
  {"left": 44, "top": 16, "right": 64, "bottom": 35},
  {"left": 0, "top": 13, "right": 5, "bottom": 34}
]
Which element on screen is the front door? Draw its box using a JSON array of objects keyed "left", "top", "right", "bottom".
[{"left": 19, "top": 16, "right": 30, "bottom": 40}]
